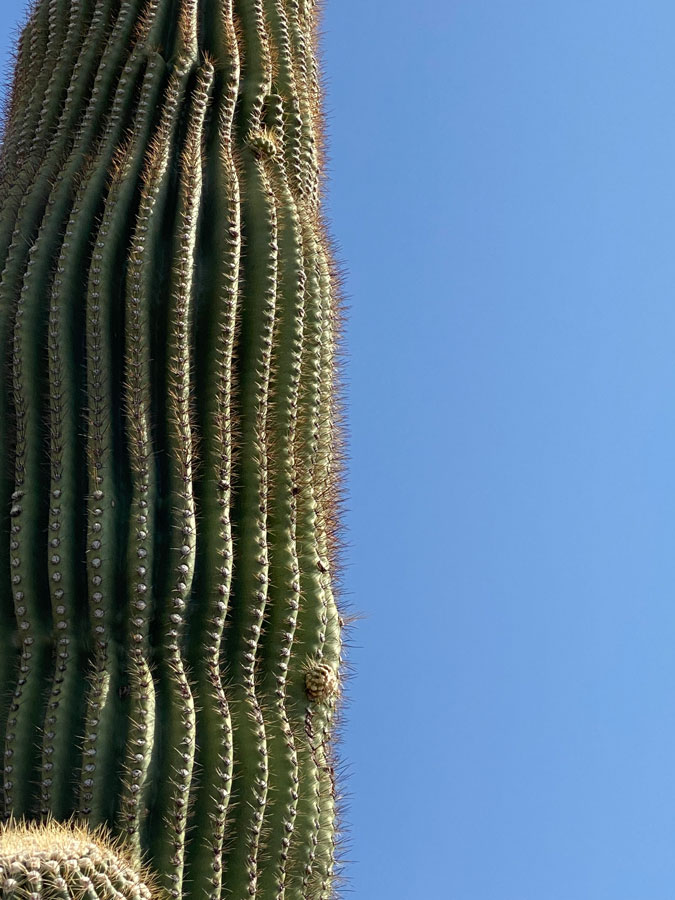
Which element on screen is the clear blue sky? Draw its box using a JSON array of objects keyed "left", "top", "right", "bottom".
[{"left": 3, "top": 2, "right": 675, "bottom": 898}]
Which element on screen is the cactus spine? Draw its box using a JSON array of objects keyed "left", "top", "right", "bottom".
[{"left": 0, "top": 1, "right": 345, "bottom": 899}]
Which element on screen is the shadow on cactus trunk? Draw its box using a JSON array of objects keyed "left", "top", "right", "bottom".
[{"left": 0, "top": 1, "right": 349, "bottom": 898}]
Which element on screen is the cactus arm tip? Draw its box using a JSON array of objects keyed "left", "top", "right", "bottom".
[{"left": 0, "top": 818, "right": 158, "bottom": 900}]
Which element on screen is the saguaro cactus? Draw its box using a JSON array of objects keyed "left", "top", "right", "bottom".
[{"left": 0, "top": 2, "right": 345, "bottom": 899}]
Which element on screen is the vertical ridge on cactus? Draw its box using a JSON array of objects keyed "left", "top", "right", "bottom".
[{"left": 0, "top": 1, "right": 347, "bottom": 898}]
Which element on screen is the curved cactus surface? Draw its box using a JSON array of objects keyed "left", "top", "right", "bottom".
[
  {"left": 0, "top": 819, "right": 157, "bottom": 900},
  {"left": 0, "top": 1, "right": 346, "bottom": 899}
]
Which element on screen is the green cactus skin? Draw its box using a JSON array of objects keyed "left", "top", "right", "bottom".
[{"left": 0, "top": 2, "right": 346, "bottom": 899}]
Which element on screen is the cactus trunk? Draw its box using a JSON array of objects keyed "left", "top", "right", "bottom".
[{"left": 0, "top": 2, "right": 345, "bottom": 899}]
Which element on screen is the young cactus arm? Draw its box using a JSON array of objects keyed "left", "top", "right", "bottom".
[{"left": 0, "top": 820, "right": 156, "bottom": 900}]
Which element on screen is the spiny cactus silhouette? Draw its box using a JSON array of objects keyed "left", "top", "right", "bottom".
[{"left": 0, "top": 1, "right": 346, "bottom": 899}]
